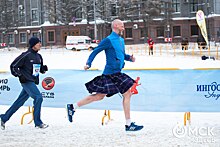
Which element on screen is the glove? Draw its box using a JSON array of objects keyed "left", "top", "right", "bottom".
[
  {"left": 19, "top": 75, "right": 27, "bottom": 83},
  {"left": 42, "top": 65, "right": 48, "bottom": 72},
  {"left": 34, "top": 77, "right": 39, "bottom": 85}
]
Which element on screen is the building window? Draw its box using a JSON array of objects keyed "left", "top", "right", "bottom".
[
  {"left": 0, "top": 13, "right": 2, "bottom": 22},
  {"left": 18, "top": 5, "right": 25, "bottom": 23},
  {"left": 31, "top": 0, "right": 37, "bottom": 8},
  {"left": 32, "top": 32, "right": 39, "bottom": 38},
  {"left": 173, "top": 26, "right": 181, "bottom": 37},
  {"left": 125, "top": 28, "right": 132, "bottom": 38},
  {"left": 89, "top": 30, "right": 94, "bottom": 39},
  {"left": 156, "top": 27, "right": 164, "bottom": 37},
  {"left": 8, "top": 34, "right": 14, "bottom": 44},
  {"left": 47, "top": 31, "right": 55, "bottom": 42},
  {"left": 76, "top": 8, "right": 82, "bottom": 19},
  {"left": 191, "top": 25, "right": 199, "bottom": 36},
  {"left": 133, "top": 3, "right": 140, "bottom": 17},
  {"left": 32, "top": 9, "right": 38, "bottom": 21},
  {"left": 19, "top": 33, "right": 27, "bottom": 43},
  {"left": 111, "top": 4, "right": 117, "bottom": 16},
  {"left": 172, "top": 0, "right": 180, "bottom": 12},
  {"left": 160, "top": 2, "right": 165, "bottom": 14},
  {"left": 190, "top": 0, "right": 198, "bottom": 12},
  {"left": 140, "top": 28, "right": 148, "bottom": 38},
  {"left": 217, "top": 27, "right": 220, "bottom": 38}
]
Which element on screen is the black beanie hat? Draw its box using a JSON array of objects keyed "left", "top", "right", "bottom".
[{"left": 29, "top": 36, "right": 41, "bottom": 48}]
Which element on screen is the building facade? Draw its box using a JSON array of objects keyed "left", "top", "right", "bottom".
[{"left": 0, "top": 0, "right": 220, "bottom": 48}]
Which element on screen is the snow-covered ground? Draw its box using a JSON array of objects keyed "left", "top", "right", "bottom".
[
  {"left": 0, "top": 46, "right": 220, "bottom": 146},
  {"left": 0, "top": 105, "right": 220, "bottom": 147},
  {"left": 0, "top": 45, "right": 219, "bottom": 71}
]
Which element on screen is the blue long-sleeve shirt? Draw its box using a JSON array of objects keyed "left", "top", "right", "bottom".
[{"left": 86, "top": 32, "right": 132, "bottom": 75}]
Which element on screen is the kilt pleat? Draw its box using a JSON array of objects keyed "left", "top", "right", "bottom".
[{"left": 85, "top": 72, "right": 134, "bottom": 97}]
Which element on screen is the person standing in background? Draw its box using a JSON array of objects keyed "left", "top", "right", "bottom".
[{"left": 148, "top": 38, "right": 154, "bottom": 55}]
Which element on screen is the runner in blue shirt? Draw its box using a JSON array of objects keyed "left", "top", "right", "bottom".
[{"left": 67, "top": 19, "right": 143, "bottom": 131}]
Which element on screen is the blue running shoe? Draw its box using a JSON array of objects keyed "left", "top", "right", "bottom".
[
  {"left": 125, "top": 122, "right": 143, "bottom": 131},
  {"left": 67, "top": 104, "right": 75, "bottom": 122}
]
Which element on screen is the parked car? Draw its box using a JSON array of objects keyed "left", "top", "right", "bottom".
[
  {"left": 92, "top": 40, "right": 100, "bottom": 44},
  {"left": 66, "top": 36, "right": 98, "bottom": 51},
  {"left": 181, "top": 38, "right": 189, "bottom": 50},
  {"left": 90, "top": 40, "right": 99, "bottom": 50}
]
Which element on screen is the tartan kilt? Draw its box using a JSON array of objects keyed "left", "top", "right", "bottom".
[{"left": 85, "top": 72, "right": 134, "bottom": 97}]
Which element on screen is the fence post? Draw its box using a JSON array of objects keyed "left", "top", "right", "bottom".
[
  {"left": 165, "top": 44, "right": 168, "bottom": 56},
  {"left": 192, "top": 44, "right": 195, "bottom": 57},
  {"left": 208, "top": 45, "right": 210, "bottom": 57},
  {"left": 184, "top": 46, "right": 186, "bottom": 56},
  {"left": 21, "top": 106, "right": 34, "bottom": 125},
  {"left": 184, "top": 112, "right": 191, "bottom": 126},
  {"left": 200, "top": 46, "right": 202, "bottom": 56},
  {"left": 173, "top": 44, "right": 176, "bottom": 57},
  {"left": 159, "top": 45, "right": 162, "bottom": 56},
  {"left": 144, "top": 44, "right": 147, "bottom": 55}
]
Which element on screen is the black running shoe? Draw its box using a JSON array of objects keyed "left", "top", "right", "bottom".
[{"left": 0, "top": 116, "right": 5, "bottom": 130}]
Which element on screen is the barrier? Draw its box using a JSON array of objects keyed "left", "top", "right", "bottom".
[
  {"left": 125, "top": 43, "right": 219, "bottom": 60},
  {"left": 20, "top": 106, "right": 34, "bottom": 125},
  {"left": 1, "top": 69, "right": 220, "bottom": 111},
  {"left": 0, "top": 70, "right": 7, "bottom": 73},
  {"left": 1, "top": 67, "right": 220, "bottom": 123},
  {"left": 0, "top": 43, "right": 6, "bottom": 47},
  {"left": 101, "top": 110, "right": 111, "bottom": 125},
  {"left": 184, "top": 112, "right": 191, "bottom": 126},
  {"left": 1, "top": 69, "right": 219, "bottom": 127}
]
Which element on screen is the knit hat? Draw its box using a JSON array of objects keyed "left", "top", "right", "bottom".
[{"left": 29, "top": 36, "right": 41, "bottom": 48}]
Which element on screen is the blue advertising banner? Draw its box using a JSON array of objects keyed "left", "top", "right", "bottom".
[{"left": 0, "top": 69, "right": 219, "bottom": 112}]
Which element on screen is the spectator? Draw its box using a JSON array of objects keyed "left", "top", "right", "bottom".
[{"left": 148, "top": 38, "right": 154, "bottom": 55}]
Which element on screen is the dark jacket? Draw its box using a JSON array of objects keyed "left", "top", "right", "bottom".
[{"left": 10, "top": 48, "right": 46, "bottom": 84}]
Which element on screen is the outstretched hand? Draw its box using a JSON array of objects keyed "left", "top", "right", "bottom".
[
  {"left": 84, "top": 65, "right": 90, "bottom": 70},
  {"left": 130, "top": 54, "right": 135, "bottom": 62}
]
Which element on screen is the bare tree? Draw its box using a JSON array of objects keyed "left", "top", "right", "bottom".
[
  {"left": 116, "top": 0, "right": 163, "bottom": 42},
  {"left": 59, "top": 0, "right": 82, "bottom": 24},
  {"left": 117, "top": 0, "right": 174, "bottom": 42},
  {"left": 42, "top": 0, "right": 82, "bottom": 24},
  {"left": 0, "top": 0, "right": 17, "bottom": 45}
]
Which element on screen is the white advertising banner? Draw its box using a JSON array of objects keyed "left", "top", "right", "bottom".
[{"left": 0, "top": 69, "right": 220, "bottom": 112}]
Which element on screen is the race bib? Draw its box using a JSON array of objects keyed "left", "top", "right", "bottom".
[{"left": 33, "top": 64, "right": 41, "bottom": 76}]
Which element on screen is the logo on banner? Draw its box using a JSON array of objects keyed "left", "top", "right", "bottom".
[
  {"left": 197, "top": 82, "right": 220, "bottom": 100},
  {"left": 41, "top": 77, "right": 55, "bottom": 99},
  {"left": 0, "top": 79, "right": 10, "bottom": 94},
  {"left": 42, "top": 77, "right": 55, "bottom": 90}
]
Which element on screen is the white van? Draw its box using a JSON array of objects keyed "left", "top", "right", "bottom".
[{"left": 66, "top": 36, "right": 98, "bottom": 51}]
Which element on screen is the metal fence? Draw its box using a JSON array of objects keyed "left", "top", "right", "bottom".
[{"left": 126, "top": 43, "right": 220, "bottom": 60}]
